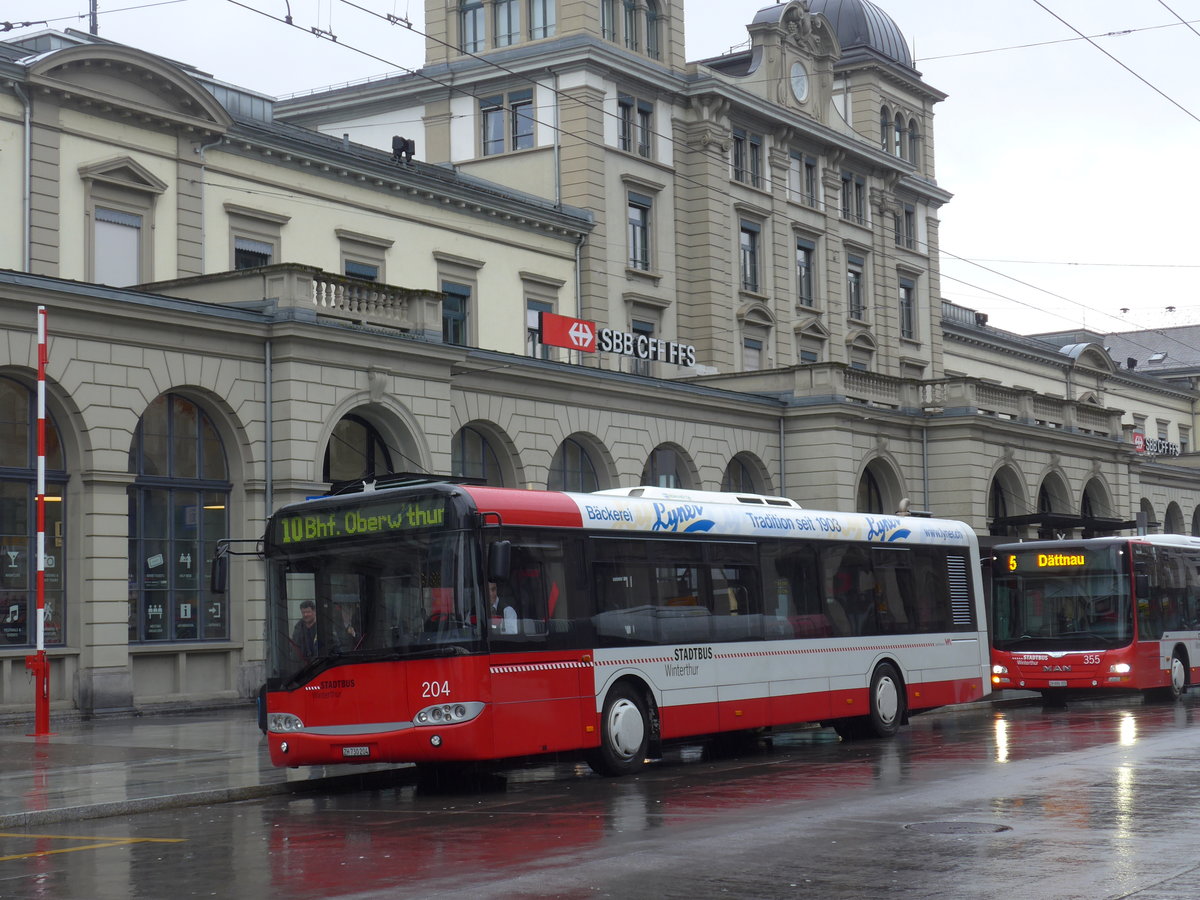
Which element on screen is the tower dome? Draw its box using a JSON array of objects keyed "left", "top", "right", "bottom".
[{"left": 805, "top": 0, "right": 913, "bottom": 69}]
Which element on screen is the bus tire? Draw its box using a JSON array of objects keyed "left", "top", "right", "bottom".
[
  {"left": 1145, "top": 651, "right": 1186, "bottom": 703},
  {"left": 588, "top": 682, "right": 649, "bottom": 776},
  {"left": 865, "top": 662, "right": 905, "bottom": 738}
]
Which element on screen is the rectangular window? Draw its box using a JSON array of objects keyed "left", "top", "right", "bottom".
[
  {"left": 637, "top": 101, "right": 653, "bottom": 157},
  {"left": 617, "top": 95, "right": 653, "bottom": 157},
  {"left": 234, "top": 236, "right": 273, "bottom": 270},
  {"left": 1180, "top": 427, "right": 1191, "bottom": 455},
  {"left": 601, "top": 0, "right": 616, "bottom": 40},
  {"left": 788, "top": 153, "right": 818, "bottom": 206},
  {"left": 527, "top": 299, "right": 552, "bottom": 359},
  {"left": 481, "top": 96, "right": 505, "bottom": 155},
  {"left": 482, "top": 90, "right": 534, "bottom": 155},
  {"left": 618, "top": 96, "right": 634, "bottom": 152},
  {"left": 899, "top": 277, "right": 916, "bottom": 339},
  {"left": 740, "top": 221, "right": 760, "bottom": 293},
  {"left": 733, "top": 128, "right": 762, "bottom": 187},
  {"left": 511, "top": 96, "right": 534, "bottom": 150},
  {"left": 743, "top": 337, "right": 763, "bottom": 371},
  {"left": 624, "top": 0, "right": 639, "bottom": 51},
  {"left": 631, "top": 318, "right": 654, "bottom": 376},
  {"left": 847, "top": 254, "right": 865, "bottom": 320},
  {"left": 529, "top": 0, "right": 555, "bottom": 39},
  {"left": 442, "top": 281, "right": 470, "bottom": 346},
  {"left": 344, "top": 260, "right": 380, "bottom": 281},
  {"left": 94, "top": 207, "right": 142, "bottom": 286},
  {"left": 795, "top": 237, "right": 815, "bottom": 308},
  {"left": 797, "top": 336, "right": 821, "bottom": 364},
  {"left": 495, "top": 0, "right": 519, "bottom": 46},
  {"left": 628, "top": 192, "right": 651, "bottom": 271},
  {"left": 841, "top": 171, "right": 865, "bottom": 223},
  {"left": 894, "top": 204, "right": 916, "bottom": 249}
]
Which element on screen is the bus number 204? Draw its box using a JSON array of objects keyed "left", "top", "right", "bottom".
[{"left": 423, "top": 680, "right": 451, "bottom": 698}]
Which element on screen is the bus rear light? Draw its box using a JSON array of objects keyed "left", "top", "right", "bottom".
[
  {"left": 414, "top": 701, "right": 484, "bottom": 727},
  {"left": 267, "top": 712, "right": 305, "bottom": 733}
]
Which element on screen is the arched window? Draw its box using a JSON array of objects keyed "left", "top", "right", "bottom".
[
  {"left": 0, "top": 376, "right": 67, "bottom": 647},
  {"left": 894, "top": 113, "right": 905, "bottom": 158},
  {"left": 645, "top": 0, "right": 661, "bottom": 59},
  {"left": 879, "top": 106, "right": 891, "bottom": 152},
  {"left": 529, "top": 0, "right": 556, "bottom": 39},
  {"left": 600, "top": 0, "right": 616, "bottom": 40},
  {"left": 856, "top": 467, "right": 883, "bottom": 513},
  {"left": 907, "top": 118, "right": 920, "bottom": 166},
  {"left": 127, "top": 394, "right": 229, "bottom": 643},
  {"left": 494, "top": 0, "right": 519, "bottom": 47},
  {"left": 452, "top": 425, "right": 504, "bottom": 486},
  {"left": 642, "top": 445, "right": 687, "bottom": 488},
  {"left": 323, "top": 414, "right": 394, "bottom": 484},
  {"left": 460, "top": 0, "right": 484, "bottom": 52},
  {"left": 623, "top": 0, "right": 639, "bottom": 51},
  {"left": 721, "top": 456, "right": 759, "bottom": 493},
  {"left": 548, "top": 437, "right": 599, "bottom": 492}
]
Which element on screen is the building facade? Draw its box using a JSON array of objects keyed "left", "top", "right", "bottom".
[{"left": 1, "top": 1, "right": 1198, "bottom": 717}]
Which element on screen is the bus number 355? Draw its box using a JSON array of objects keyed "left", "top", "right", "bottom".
[{"left": 423, "top": 680, "right": 451, "bottom": 698}]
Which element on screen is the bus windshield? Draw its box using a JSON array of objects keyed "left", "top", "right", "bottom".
[
  {"left": 992, "top": 545, "right": 1133, "bottom": 652},
  {"left": 264, "top": 499, "right": 484, "bottom": 688}
]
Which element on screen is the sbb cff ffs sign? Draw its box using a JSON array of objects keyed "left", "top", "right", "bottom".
[{"left": 539, "top": 312, "right": 697, "bottom": 367}]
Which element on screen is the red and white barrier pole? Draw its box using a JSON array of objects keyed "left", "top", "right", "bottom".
[{"left": 33, "top": 305, "right": 50, "bottom": 735}]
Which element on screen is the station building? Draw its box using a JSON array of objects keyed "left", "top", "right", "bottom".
[{"left": 0, "top": 0, "right": 1197, "bottom": 716}]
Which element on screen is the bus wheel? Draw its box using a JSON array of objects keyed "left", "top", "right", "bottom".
[
  {"left": 588, "top": 683, "right": 649, "bottom": 776},
  {"left": 865, "top": 662, "right": 904, "bottom": 738}
]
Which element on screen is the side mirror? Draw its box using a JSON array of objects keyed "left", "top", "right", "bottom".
[{"left": 488, "top": 540, "right": 511, "bottom": 583}]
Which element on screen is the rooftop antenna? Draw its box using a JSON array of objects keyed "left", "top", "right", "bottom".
[{"left": 90, "top": 0, "right": 98, "bottom": 34}]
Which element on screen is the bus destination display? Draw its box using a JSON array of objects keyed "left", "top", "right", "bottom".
[
  {"left": 275, "top": 496, "right": 446, "bottom": 546},
  {"left": 1003, "top": 549, "right": 1092, "bottom": 573}
]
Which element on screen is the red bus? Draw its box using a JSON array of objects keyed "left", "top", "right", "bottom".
[
  {"left": 990, "top": 535, "right": 1200, "bottom": 700},
  {"left": 260, "top": 478, "right": 990, "bottom": 775}
]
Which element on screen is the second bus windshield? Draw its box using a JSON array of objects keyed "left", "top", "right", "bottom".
[{"left": 992, "top": 546, "right": 1133, "bottom": 651}]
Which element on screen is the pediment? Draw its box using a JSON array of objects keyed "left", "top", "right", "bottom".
[
  {"left": 28, "top": 44, "right": 232, "bottom": 133},
  {"left": 793, "top": 315, "right": 829, "bottom": 338},
  {"left": 78, "top": 156, "right": 168, "bottom": 194}
]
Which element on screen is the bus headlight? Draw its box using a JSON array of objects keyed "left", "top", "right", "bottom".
[
  {"left": 267, "top": 712, "right": 305, "bottom": 733},
  {"left": 413, "top": 701, "right": 485, "bottom": 726},
  {"left": 992, "top": 664, "right": 1008, "bottom": 675},
  {"left": 1108, "top": 663, "right": 1131, "bottom": 674}
]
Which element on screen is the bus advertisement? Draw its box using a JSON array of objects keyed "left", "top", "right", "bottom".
[
  {"left": 260, "top": 480, "right": 990, "bottom": 775},
  {"left": 990, "top": 534, "right": 1200, "bottom": 700}
]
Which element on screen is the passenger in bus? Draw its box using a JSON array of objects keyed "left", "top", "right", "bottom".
[{"left": 292, "top": 599, "right": 319, "bottom": 659}]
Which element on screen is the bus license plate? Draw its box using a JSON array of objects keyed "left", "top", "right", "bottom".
[
  {"left": 1048, "top": 680, "right": 1067, "bottom": 687},
  {"left": 342, "top": 746, "right": 370, "bottom": 758}
]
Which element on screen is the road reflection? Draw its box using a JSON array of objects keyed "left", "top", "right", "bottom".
[{"left": 260, "top": 695, "right": 1200, "bottom": 898}]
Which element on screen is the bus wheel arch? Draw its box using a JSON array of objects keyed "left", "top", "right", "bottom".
[
  {"left": 833, "top": 658, "right": 907, "bottom": 741},
  {"left": 1145, "top": 646, "right": 1188, "bottom": 703},
  {"left": 588, "top": 676, "right": 659, "bottom": 776}
]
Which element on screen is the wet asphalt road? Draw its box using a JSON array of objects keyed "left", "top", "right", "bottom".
[{"left": 3, "top": 694, "right": 1200, "bottom": 899}]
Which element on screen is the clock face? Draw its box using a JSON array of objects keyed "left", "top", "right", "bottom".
[{"left": 790, "top": 62, "right": 809, "bottom": 102}]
